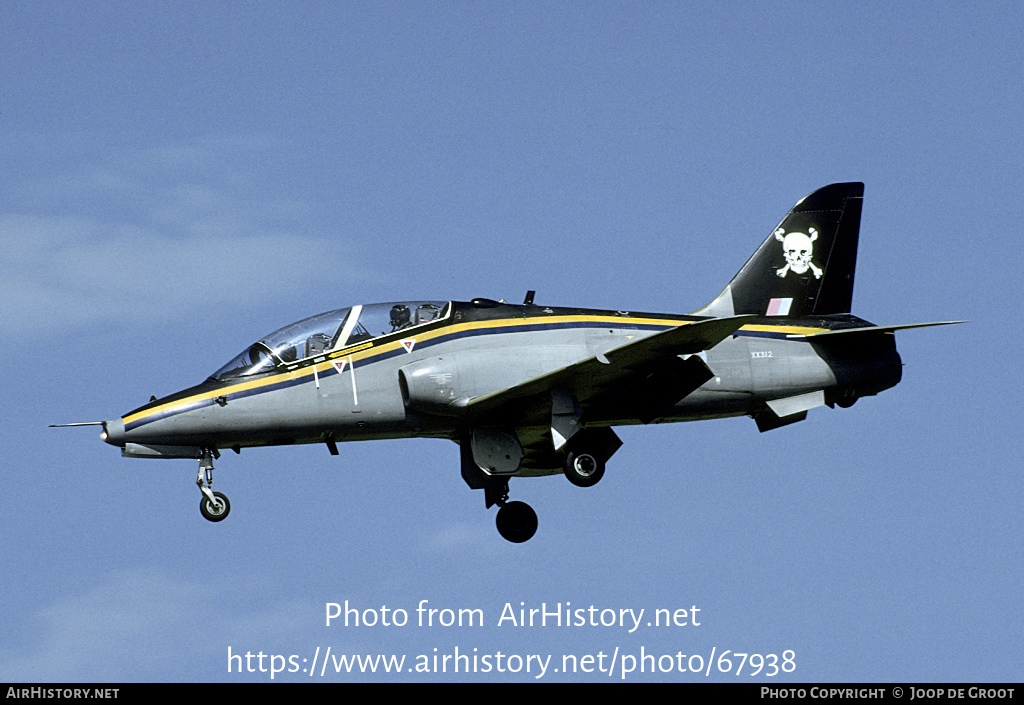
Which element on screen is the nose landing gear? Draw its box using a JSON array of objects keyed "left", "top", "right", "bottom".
[{"left": 197, "top": 449, "right": 230, "bottom": 522}]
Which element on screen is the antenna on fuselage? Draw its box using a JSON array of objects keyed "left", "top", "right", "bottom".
[{"left": 523, "top": 290, "right": 536, "bottom": 305}]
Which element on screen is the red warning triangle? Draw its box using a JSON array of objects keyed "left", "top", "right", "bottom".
[{"left": 401, "top": 339, "right": 416, "bottom": 353}]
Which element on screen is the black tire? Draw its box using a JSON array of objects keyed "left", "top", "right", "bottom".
[
  {"left": 200, "top": 491, "right": 231, "bottom": 522},
  {"left": 563, "top": 449, "right": 605, "bottom": 487},
  {"left": 495, "top": 501, "right": 538, "bottom": 543}
]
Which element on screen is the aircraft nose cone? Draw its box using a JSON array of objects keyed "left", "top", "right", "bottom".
[{"left": 103, "top": 418, "right": 126, "bottom": 447}]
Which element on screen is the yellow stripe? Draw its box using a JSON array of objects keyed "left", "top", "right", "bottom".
[
  {"left": 742, "top": 323, "right": 824, "bottom": 336},
  {"left": 125, "top": 314, "right": 827, "bottom": 425}
]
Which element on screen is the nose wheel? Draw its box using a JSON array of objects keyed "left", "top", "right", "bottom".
[
  {"left": 196, "top": 449, "right": 231, "bottom": 522},
  {"left": 200, "top": 491, "right": 231, "bottom": 522}
]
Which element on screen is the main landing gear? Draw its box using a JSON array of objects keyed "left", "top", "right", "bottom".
[
  {"left": 562, "top": 447, "right": 605, "bottom": 487},
  {"left": 487, "top": 440, "right": 606, "bottom": 540},
  {"left": 490, "top": 486, "right": 538, "bottom": 544},
  {"left": 459, "top": 433, "right": 539, "bottom": 543},
  {"left": 197, "top": 449, "right": 230, "bottom": 522},
  {"left": 460, "top": 425, "right": 623, "bottom": 543}
]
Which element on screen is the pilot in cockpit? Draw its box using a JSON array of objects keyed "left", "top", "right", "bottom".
[{"left": 390, "top": 304, "right": 412, "bottom": 331}]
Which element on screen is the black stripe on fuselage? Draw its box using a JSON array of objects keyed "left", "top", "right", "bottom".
[{"left": 122, "top": 301, "right": 865, "bottom": 432}]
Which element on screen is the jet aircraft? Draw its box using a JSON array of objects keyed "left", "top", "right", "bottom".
[{"left": 55, "top": 183, "right": 960, "bottom": 542}]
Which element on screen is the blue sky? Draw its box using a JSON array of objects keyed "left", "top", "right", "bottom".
[{"left": 1, "top": 0, "right": 1021, "bottom": 682}]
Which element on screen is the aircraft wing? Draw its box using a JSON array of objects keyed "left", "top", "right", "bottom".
[{"left": 458, "top": 314, "right": 756, "bottom": 425}]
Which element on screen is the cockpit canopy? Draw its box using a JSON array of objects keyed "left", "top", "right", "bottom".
[{"left": 210, "top": 301, "right": 450, "bottom": 381}]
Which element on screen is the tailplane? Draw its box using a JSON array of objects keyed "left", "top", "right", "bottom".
[{"left": 698, "top": 183, "right": 864, "bottom": 318}]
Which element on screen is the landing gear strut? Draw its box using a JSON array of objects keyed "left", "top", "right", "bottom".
[{"left": 196, "top": 449, "right": 230, "bottom": 522}]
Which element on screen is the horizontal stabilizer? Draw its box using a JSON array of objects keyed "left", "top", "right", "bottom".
[{"left": 787, "top": 320, "right": 966, "bottom": 339}]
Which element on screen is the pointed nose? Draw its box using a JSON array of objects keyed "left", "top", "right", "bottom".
[{"left": 102, "top": 418, "right": 125, "bottom": 447}]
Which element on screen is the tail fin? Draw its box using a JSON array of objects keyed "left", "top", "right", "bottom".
[{"left": 697, "top": 182, "right": 864, "bottom": 318}]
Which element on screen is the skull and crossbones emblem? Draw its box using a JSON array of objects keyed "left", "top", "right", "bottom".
[{"left": 774, "top": 227, "right": 822, "bottom": 279}]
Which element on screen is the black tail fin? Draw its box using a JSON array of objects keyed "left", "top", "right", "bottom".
[{"left": 698, "top": 182, "right": 864, "bottom": 318}]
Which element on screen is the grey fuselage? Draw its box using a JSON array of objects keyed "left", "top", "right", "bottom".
[{"left": 103, "top": 298, "right": 902, "bottom": 472}]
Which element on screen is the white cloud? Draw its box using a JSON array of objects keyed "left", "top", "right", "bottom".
[
  {"left": 0, "top": 567, "right": 322, "bottom": 682},
  {"left": 0, "top": 567, "right": 204, "bottom": 681},
  {"left": 1, "top": 135, "right": 376, "bottom": 336},
  {"left": 1, "top": 213, "right": 356, "bottom": 335}
]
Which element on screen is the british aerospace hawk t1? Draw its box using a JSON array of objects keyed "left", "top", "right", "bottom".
[{"left": 55, "top": 183, "right": 961, "bottom": 542}]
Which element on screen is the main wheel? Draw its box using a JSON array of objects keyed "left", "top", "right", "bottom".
[
  {"left": 495, "top": 501, "right": 538, "bottom": 543},
  {"left": 563, "top": 449, "right": 605, "bottom": 487},
  {"left": 200, "top": 491, "right": 231, "bottom": 522}
]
